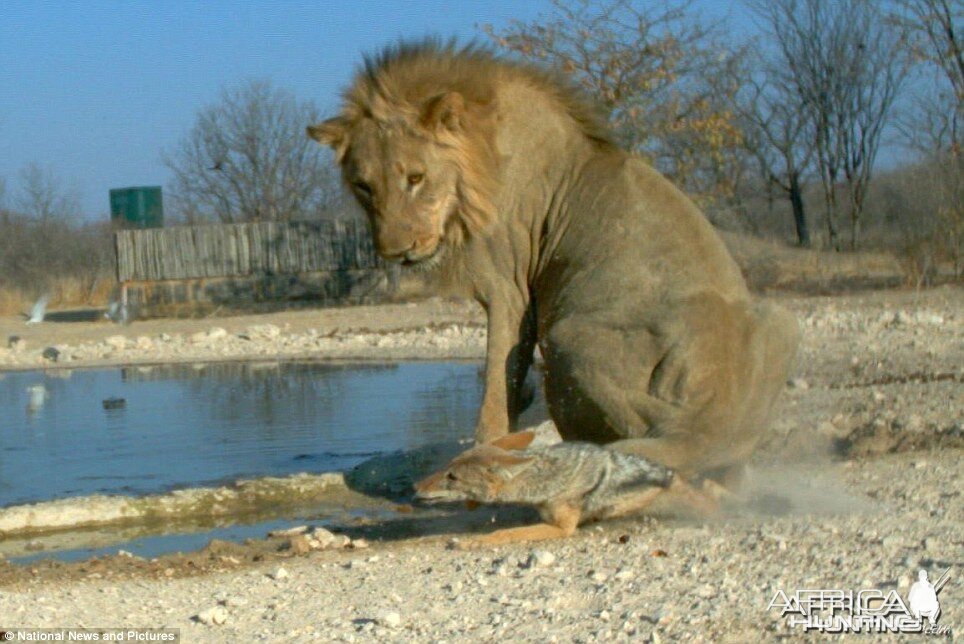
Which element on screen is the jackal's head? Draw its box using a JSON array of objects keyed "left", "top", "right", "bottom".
[{"left": 414, "top": 432, "right": 536, "bottom": 504}]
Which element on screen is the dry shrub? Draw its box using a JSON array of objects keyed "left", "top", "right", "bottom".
[
  {"left": 0, "top": 211, "right": 115, "bottom": 315},
  {"left": 862, "top": 154, "right": 963, "bottom": 286}
]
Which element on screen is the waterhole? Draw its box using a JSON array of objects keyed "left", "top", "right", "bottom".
[{"left": 0, "top": 360, "right": 483, "bottom": 561}]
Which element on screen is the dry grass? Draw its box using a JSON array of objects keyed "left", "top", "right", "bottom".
[
  {"left": 0, "top": 278, "right": 114, "bottom": 318},
  {"left": 719, "top": 231, "right": 908, "bottom": 293}
]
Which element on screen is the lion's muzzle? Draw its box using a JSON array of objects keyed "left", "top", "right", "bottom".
[{"left": 375, "top": 228, "right": 441, "bottom": 265}]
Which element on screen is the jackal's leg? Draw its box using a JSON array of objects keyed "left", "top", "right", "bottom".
[
  {"left": 459, "top": 522, "right": 574, "bottom": 548},
  {"left": 459, "top": 504, "right": 580, "bottom": 548}
]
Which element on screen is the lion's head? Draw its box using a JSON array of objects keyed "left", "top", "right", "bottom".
[{"left": 308, "top": 43, "right": 502, "bottom": 267}]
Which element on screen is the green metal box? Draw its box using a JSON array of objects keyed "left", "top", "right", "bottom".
[{"left": 109, "top": 186, "right": 163, "bottom": 229}]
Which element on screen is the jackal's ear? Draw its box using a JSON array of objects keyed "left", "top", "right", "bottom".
[
  {"left": 489, "top": 431, "right": 536, "bottom": 451},
  {"left": 487, "top": 452, "right": 536, "bottom": 480}
]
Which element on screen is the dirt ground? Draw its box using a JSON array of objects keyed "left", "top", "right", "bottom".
[{"left": 0, "top": 285, "right": 961, "bottom": 641}]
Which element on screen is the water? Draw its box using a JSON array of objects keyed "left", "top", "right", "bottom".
[{"left": 0, "top": 361, "right": 482, "bottom": 508}]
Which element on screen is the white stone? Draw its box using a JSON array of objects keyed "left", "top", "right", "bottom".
[
  {"left": 247, "top": 324, "right": 281, "bottom": 339},
  {"left": 526, "top": 550, "right": 556, "bottom": 568},
  {"left": 104, "top": 335, "right": 128, "bottom": 350},
  {"left": 196, "top": 606, "right": 228, "bottom": 625},
  {"left": 788, "top": 378, "right": 809, "bottom": 390},
  {"left": 376, "top": 610, "right": 402, "bottom": 629}
]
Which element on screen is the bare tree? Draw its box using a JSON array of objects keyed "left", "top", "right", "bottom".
[
  {"left": 750, "top": 0, "right": 910, "bottom": 250},
  {"left": 164, "top": 79, "right": 345, "bottom": 224},
  {"left": 0, "top": 165, "right": 111, "bottom": 301},
  {"left": 484, "top": 0, "right": 748, "bottom": 204},
  {"left": 737, "top": 69, "right": 815, "bottom": 246},
  {"left": 15, "top": 162, "right": 82, "bottom": 222},
  {"left": 892, "top": 0, "right": 963, "bottom": 154}
]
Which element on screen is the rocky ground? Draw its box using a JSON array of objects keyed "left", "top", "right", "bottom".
[
  {"left": 0, "top": 285, "right": 961, "bottom": 641},
  {"left": 0, "top": 298, "right": 486, "bottom": 370}
]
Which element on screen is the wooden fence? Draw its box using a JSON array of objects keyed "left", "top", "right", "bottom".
[
  {"left": 114, "top": 220, "right": 398, "bottom": 314},
  {"left": 115, "top": 220, "right": 385, "bottom": 282}
]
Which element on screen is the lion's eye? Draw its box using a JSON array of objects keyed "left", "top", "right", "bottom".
[
  {"left": 407, "top": 173, "right": 424, "bottom": 187},
  {"left": 352, "top": 181, "right": 373, "bottom": 198}
]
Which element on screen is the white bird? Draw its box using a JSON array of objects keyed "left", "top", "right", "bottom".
[
  {"left": 26, "top": 295, "right": 49, "bottom": 324},
  {"left": 26, "top": 384, "right": 47, "bottom": 412},
  {"left": 105, "top": 299, "right": 131, "bottom": 325}
]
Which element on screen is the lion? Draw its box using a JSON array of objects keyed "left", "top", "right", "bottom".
[{"left": 308, "top": 40, "right": 800, "bottom": 485}]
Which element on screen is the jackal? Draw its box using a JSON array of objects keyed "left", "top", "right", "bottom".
[{"left": 414, "top": 431, "right": 718, "bottom": 546}]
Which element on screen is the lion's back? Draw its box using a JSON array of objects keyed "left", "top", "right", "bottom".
[{"left": 537, "top": 150, "right": 750, "bottom": 316}]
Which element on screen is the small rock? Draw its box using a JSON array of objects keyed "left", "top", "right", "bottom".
[
  {"left": 270, "top": 566, "right": 289, "bottom": 580},
  {"left": 309, "top": 527, "right": 347, "bottom": 549},
  {"left": 881, "top": 535, "right": 903, "bottom": 550},
  {"left": 196, "top": 606, "right": 228, "bottom": 625},
  {"left": 41, "top": 347, "right": 60, "bottom": 362},
  {"left": 614, "top": 569, "right": 635, "bottom": 581},
  {"left": 525, "top": 549, "right": 556, "bottom": 569},
  {"left": 286, "top": 535, "right": 312, "bottom": 555},
  {"left": 697, "top": 584, "right": 717, "bottom": 599},
  {"left": 589, "top": 570, "right": 608, "bottom": 583},
  {"left": 923, "top": 537, "right": 944, "bottom": 552},
  {"left": 223, "top": 596, "right": 248, "bottom": 608},
  {"left": 350, "top": 538, "right": 370, "bottom": 550},
  {"left": 375, "top": 610, "right": 402, "bottom": 629},
  {"left": 247, "top": 324, "right": 281, "bottom": 339},
  {"left": 268, "top": 525, "right": 309, "bottom": 538},
  {"left": 8, "top": 336, "right": 26, "bottom": 351},
  {"left": 788, "top": 378, "right": 809, "bottom": 390},
  {"left": 105, "top": 335, "right": 128, "bottom": 350}
]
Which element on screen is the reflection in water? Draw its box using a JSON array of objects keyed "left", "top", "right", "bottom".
[{"left": 0, "top": 361, "right": 482, "bottom": 507}]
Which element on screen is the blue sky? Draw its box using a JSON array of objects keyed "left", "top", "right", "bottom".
[{"left": 0, "top": 1, "right": 750, "bottom": 220}]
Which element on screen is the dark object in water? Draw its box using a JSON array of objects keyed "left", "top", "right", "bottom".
[
  {"left": 42, "top": 347, "right": 60, "bottom": 362},
  {"left": 102, "top": 397, "right": 126, "bottom": 410}
]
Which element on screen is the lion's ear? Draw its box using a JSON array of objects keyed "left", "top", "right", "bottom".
[
  {"left": 420, "top": 92, "right": 465, "bottom": 133},
  {"left": 307, "top": 117, "right": 351, "bottom": 162}
]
